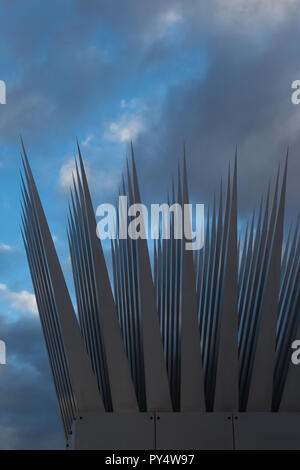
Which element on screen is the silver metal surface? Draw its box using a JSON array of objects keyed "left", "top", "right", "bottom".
[
  {"left": 72, "top": 412, "right": 155, "bottom": 450},
  {"left": 234, "top": 412, "right": 300, "bottom": 450},
  {"left": 155, "top": 412, "right": 234, "bottom": 450}
]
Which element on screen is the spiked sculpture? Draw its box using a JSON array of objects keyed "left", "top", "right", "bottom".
[{"left": 21, "top": 142, "right": 300, "bottom": 449}]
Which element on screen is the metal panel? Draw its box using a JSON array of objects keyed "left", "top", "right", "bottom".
[
  {"left": 156, "top": 412, "right": 234, "bottom": 450},
  {"left": 73, "top": 412, "right": 155, "bottom": 450},
  {"left": 234, "top": 412, "right": 300, "bottom": 450}
]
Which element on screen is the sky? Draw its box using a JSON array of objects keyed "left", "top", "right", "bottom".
[{"left": 0, "top": 0, "right": 299, "bottom": 449}]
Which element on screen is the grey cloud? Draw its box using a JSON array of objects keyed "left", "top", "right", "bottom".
[
  {"left": 131, "top": 8, "right": 300, "bottom": 219},
  {"left": 0, "top": 314, "right": 64, "bottom": 449}
]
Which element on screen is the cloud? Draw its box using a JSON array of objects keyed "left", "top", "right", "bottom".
[
  {"left": 0, "top": 284, "right": 38, "bottom": 315},
  {"left": 58, "top": 158, "right": 78, "bottom": 191},
  {"left": 160, "top": 9, "right": 182, "bottom": 26},
  {"left": 108, "top": 118, "right": 142, "bottom": 143},
  {"left": 0, "top": 0, "right": 295, "bottom": 149},
  {"left": 215, "top": 0, "right": 297, "bottom": 24},
  {"left": 106, "top": 99, "right": 145, "bottom": 143},
  {"left": 81, "top": 135, "right": 93, "bottom": 147},
  {"left": 0, "top": 243, "right": 13, "bottom": 253},
  {"left": 120, "top": 98, "right": 138, "bottom": 109},
  {"left": 128, "top": 2, "right": 300, "bottom": 221},
  {"left": 58, "top": 156, "right": 120, "bottom": 198},
  {"left": 0, "top": 314, "right": 64, "bottom": 449}
]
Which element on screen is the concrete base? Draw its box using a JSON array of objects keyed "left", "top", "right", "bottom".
[{"left": 68, "top": 412, "right": 300, "bottom": 450}]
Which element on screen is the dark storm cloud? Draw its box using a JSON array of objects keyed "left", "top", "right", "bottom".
[
  {"left": 0, "top": 0, "right": 201, "bottom": 145},
  {"left": 34, "top": 0, "right": 298, "bottom": 219},
  {"left": 130, "top": 4, "right": 300, "bottom": 220},
  {"left": 0, "top": 1, "right": 118, "bottom": 144},
  {"left": 0, "top": 314, "right": 64, "bottom": 449},
  {"left": 0, "top": 0, "right": 186, "bottom": 147}
]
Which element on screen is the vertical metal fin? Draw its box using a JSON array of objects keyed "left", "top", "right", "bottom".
[
  {"left": 21, "top": 142, "right": 104, "bottom": 420},
  {"left": 180, "top": 152, "right": 205, "bottom": 411},
  {"left": 74, "top": 145, "right": 138, "bottom": 411},
  {"left": 247, "top": 155, "right": 288, "bottom": 411},
  {"left": 130, "top": 144, "right": 172, "bottom": 411},
  {"left": 214, "top": 155, "right": 239, "bottom": 411}
]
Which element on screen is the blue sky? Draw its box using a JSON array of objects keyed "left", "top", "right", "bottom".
[{"left": 0, "top": 0, "right": 299, "bottom": 448}]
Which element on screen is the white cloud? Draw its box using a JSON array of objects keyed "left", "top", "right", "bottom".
[
  {"left": 59, "top": 159, "right": 74, "bottom": 190},
  {"left": 107, "top": 99, "right": 145, "bottom": 143},
  {"left": 120, "top": 98, "right": 138, "bottom": 109},
  {"left": 216, "top": 0, "right": 297, "bottom": 24},
  {"left": 0, "top": 284, "right": 38, "bottom": 315},
  {"left": 0, "top": 243, "right": 13, "bottom": 253},
  {"left": 160, "top": 9, "right": 182, "bottom": 25},
  {"left": 58, "top": 158, "right": 81, "bottom": 191},
  {"left": 58, "top": 157, "right": 119, "bottom": 196},
  {"left": 140, "top": 8, "right": 183, "bottom": 45},
  {"left": 108, "top": 119, "right": 142, "bottom": 142},
  {"left": 81, "top": 135, "right": 93, "bottom": 147}
]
